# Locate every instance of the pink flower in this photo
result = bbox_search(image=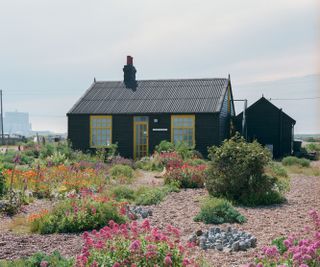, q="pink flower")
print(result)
[112,263,120,267]
[182,258,191,266]
[40,261,48,267]
[164,255,172,266]
[129,240,141,251]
